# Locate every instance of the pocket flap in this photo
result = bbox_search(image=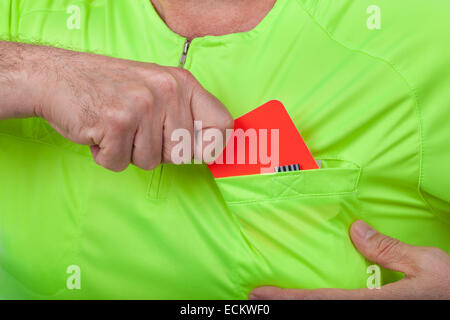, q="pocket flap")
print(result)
[215,159,361,204]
